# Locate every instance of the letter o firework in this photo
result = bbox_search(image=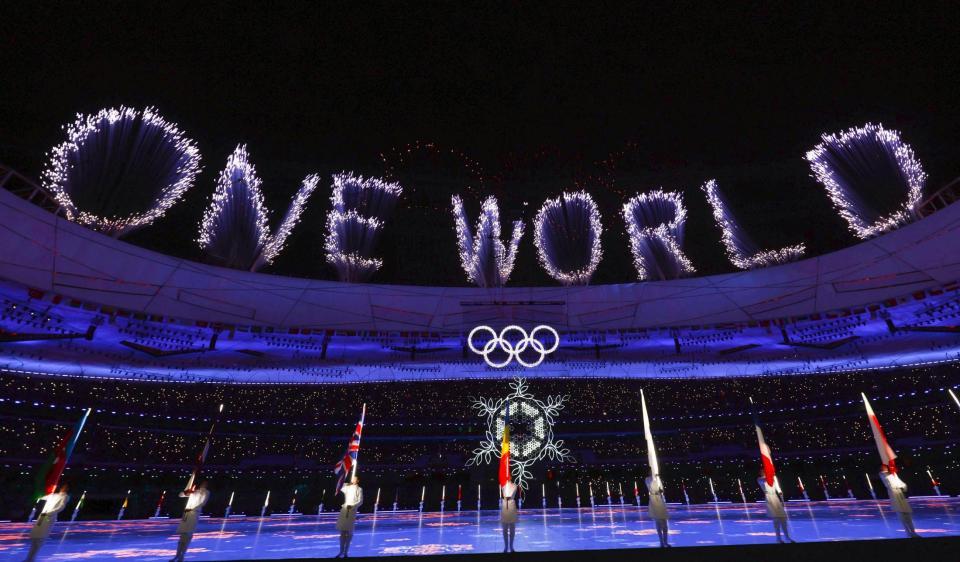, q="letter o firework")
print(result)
[42,106,202,236]
[533,191,603,285]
